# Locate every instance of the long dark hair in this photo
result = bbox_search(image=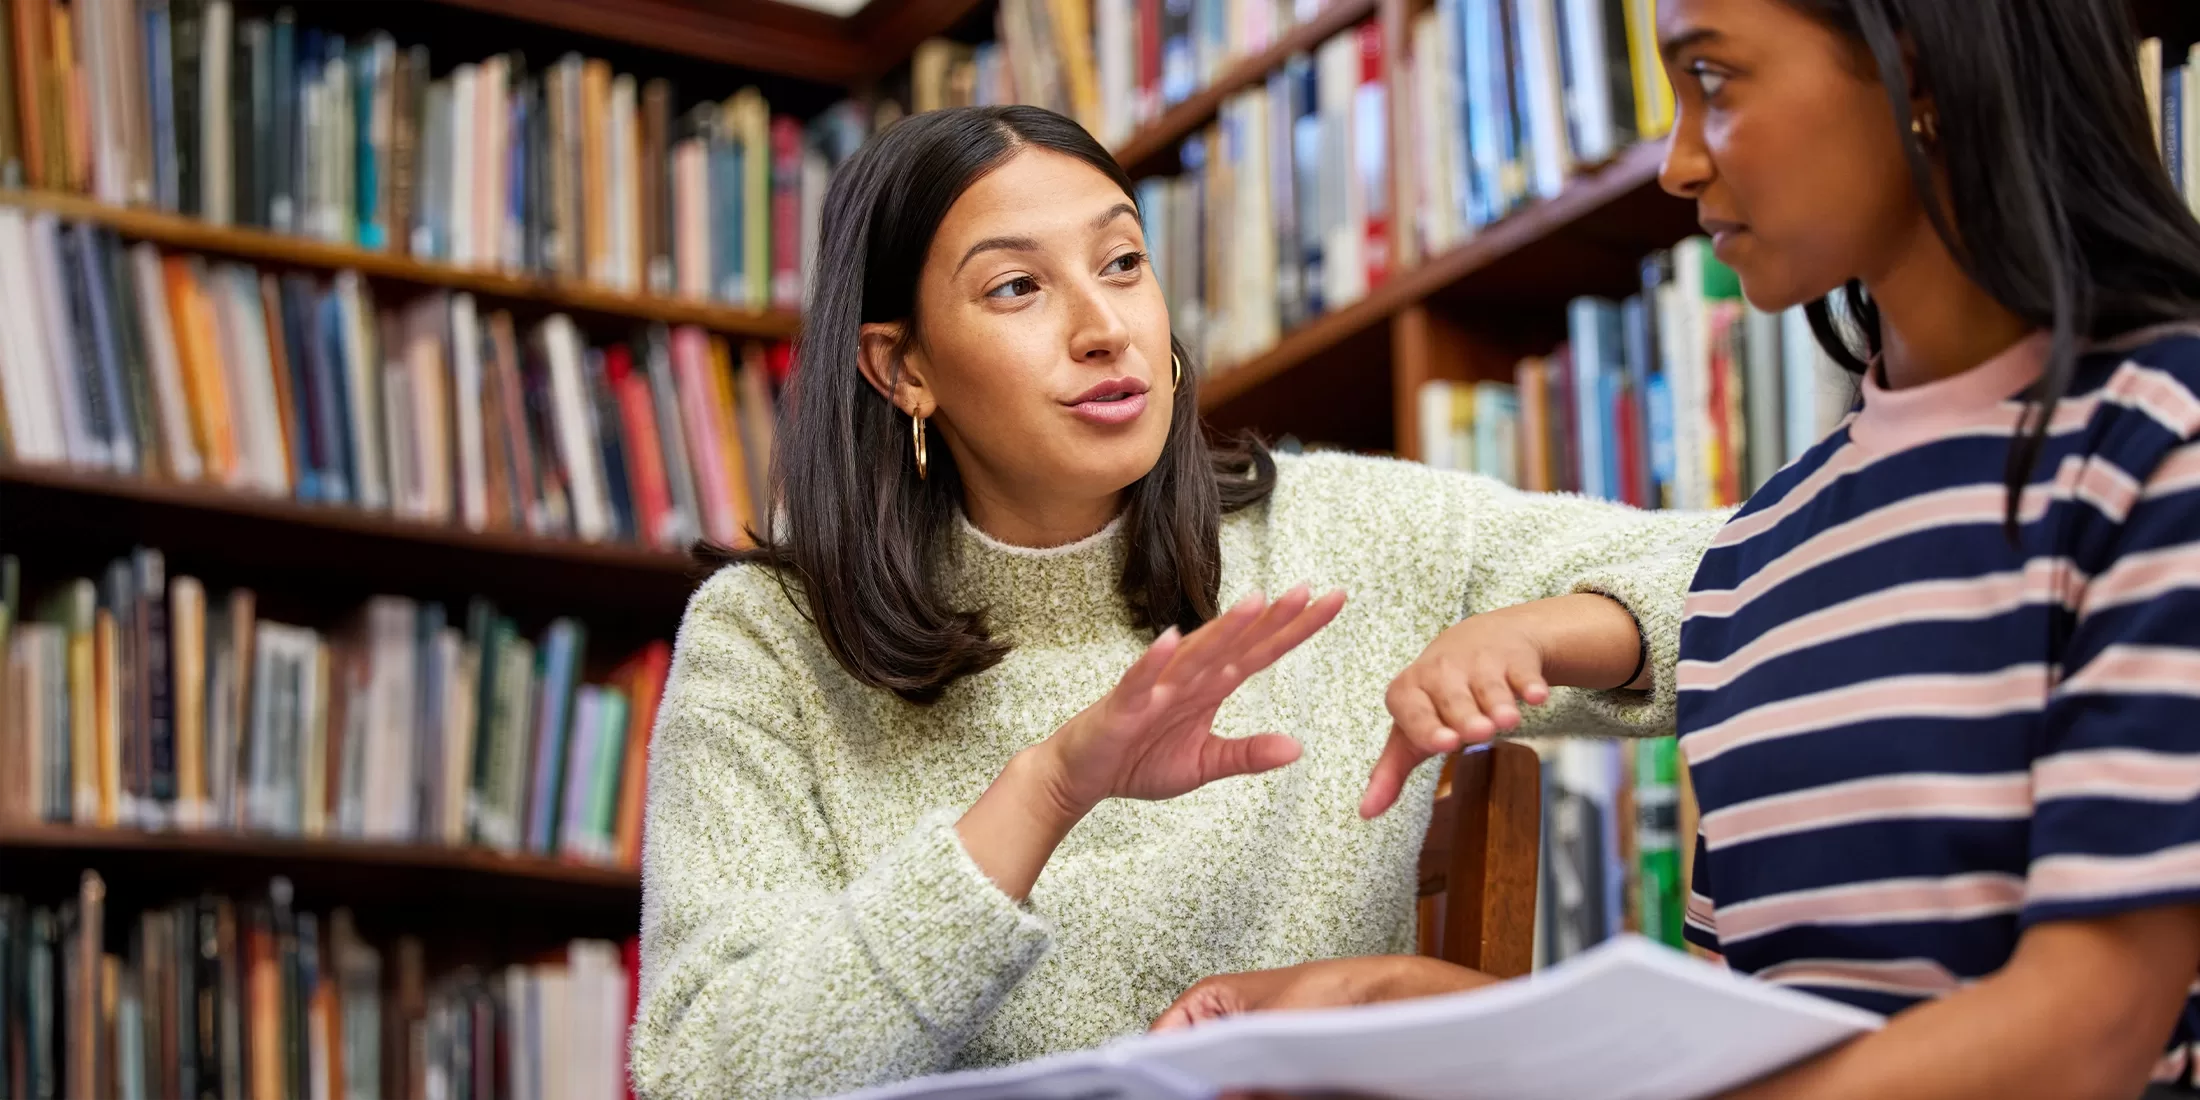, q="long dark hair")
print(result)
[1787,0,2200,533]
[705,105,1274,704]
